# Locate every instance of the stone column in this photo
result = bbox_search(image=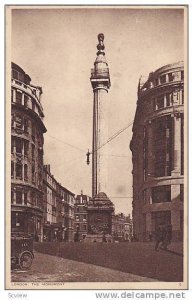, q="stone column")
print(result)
[13,190,16,204]
[91,33,110,197]
[172,114,181,175]
[95,88,109,194]
[171,209,181,241]
[147,121,154,179]
[171,184,181,241]
[22,191,25,205]
[146,212,152,233]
